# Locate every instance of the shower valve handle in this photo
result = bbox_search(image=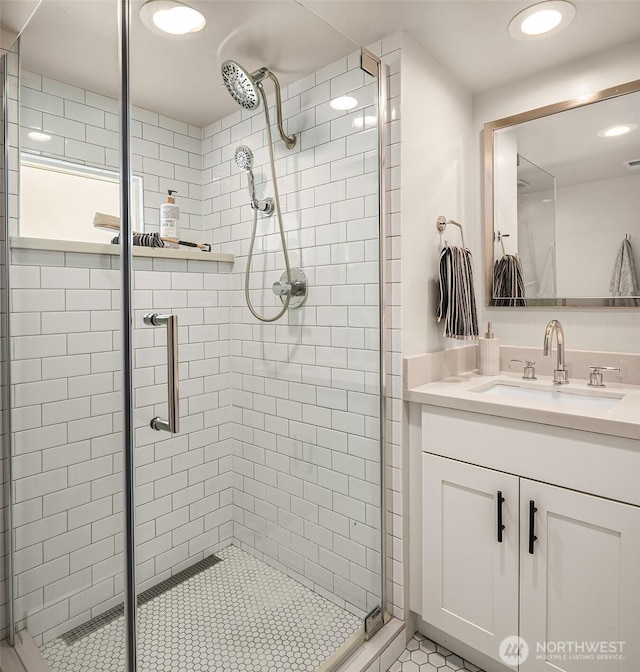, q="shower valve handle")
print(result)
[272,277,306,298]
